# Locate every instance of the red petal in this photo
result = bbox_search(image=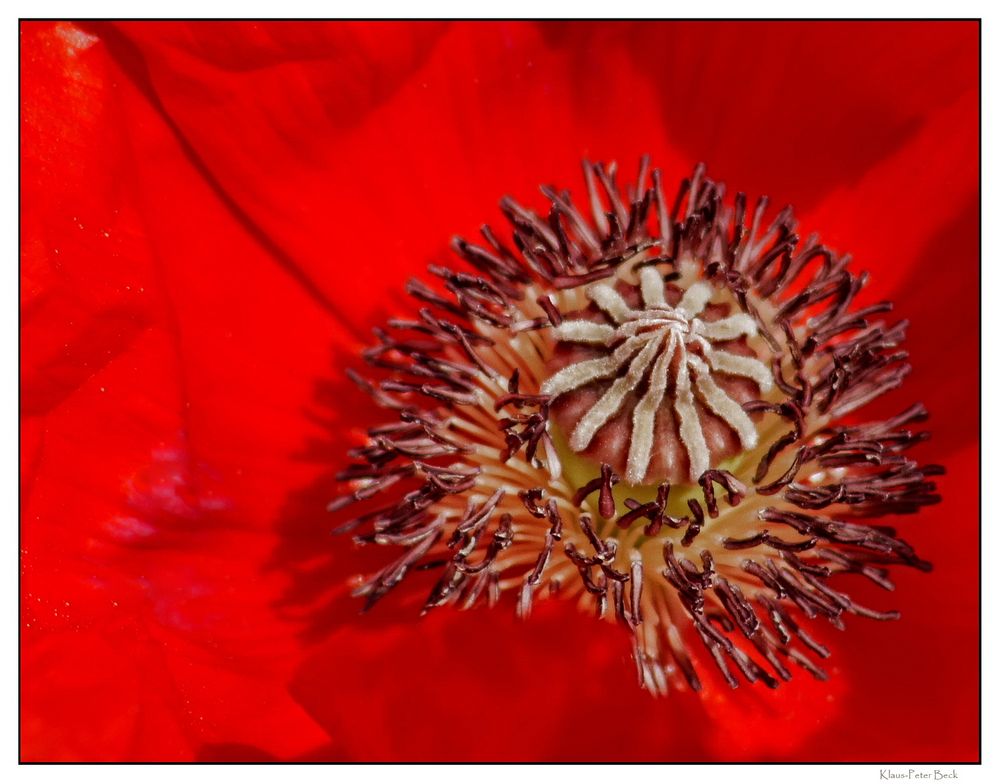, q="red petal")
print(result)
[104,21,690,328]
[22,21,332,760]
[803,89,978,299]
[800,86,978,458]
[617,21,978,211]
